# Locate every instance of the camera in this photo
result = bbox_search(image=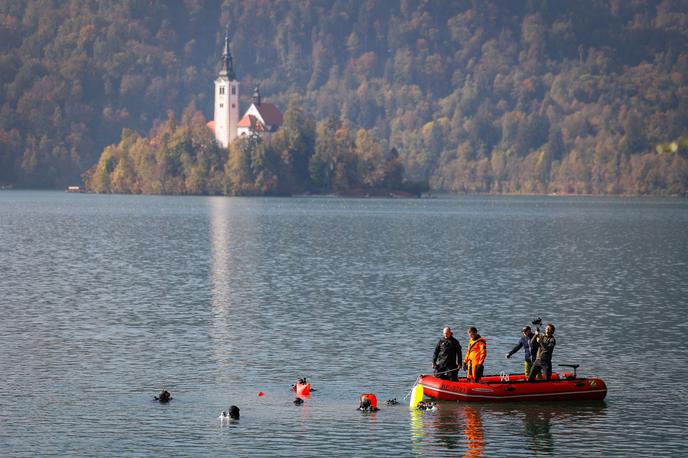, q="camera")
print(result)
[532,317,542,326]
